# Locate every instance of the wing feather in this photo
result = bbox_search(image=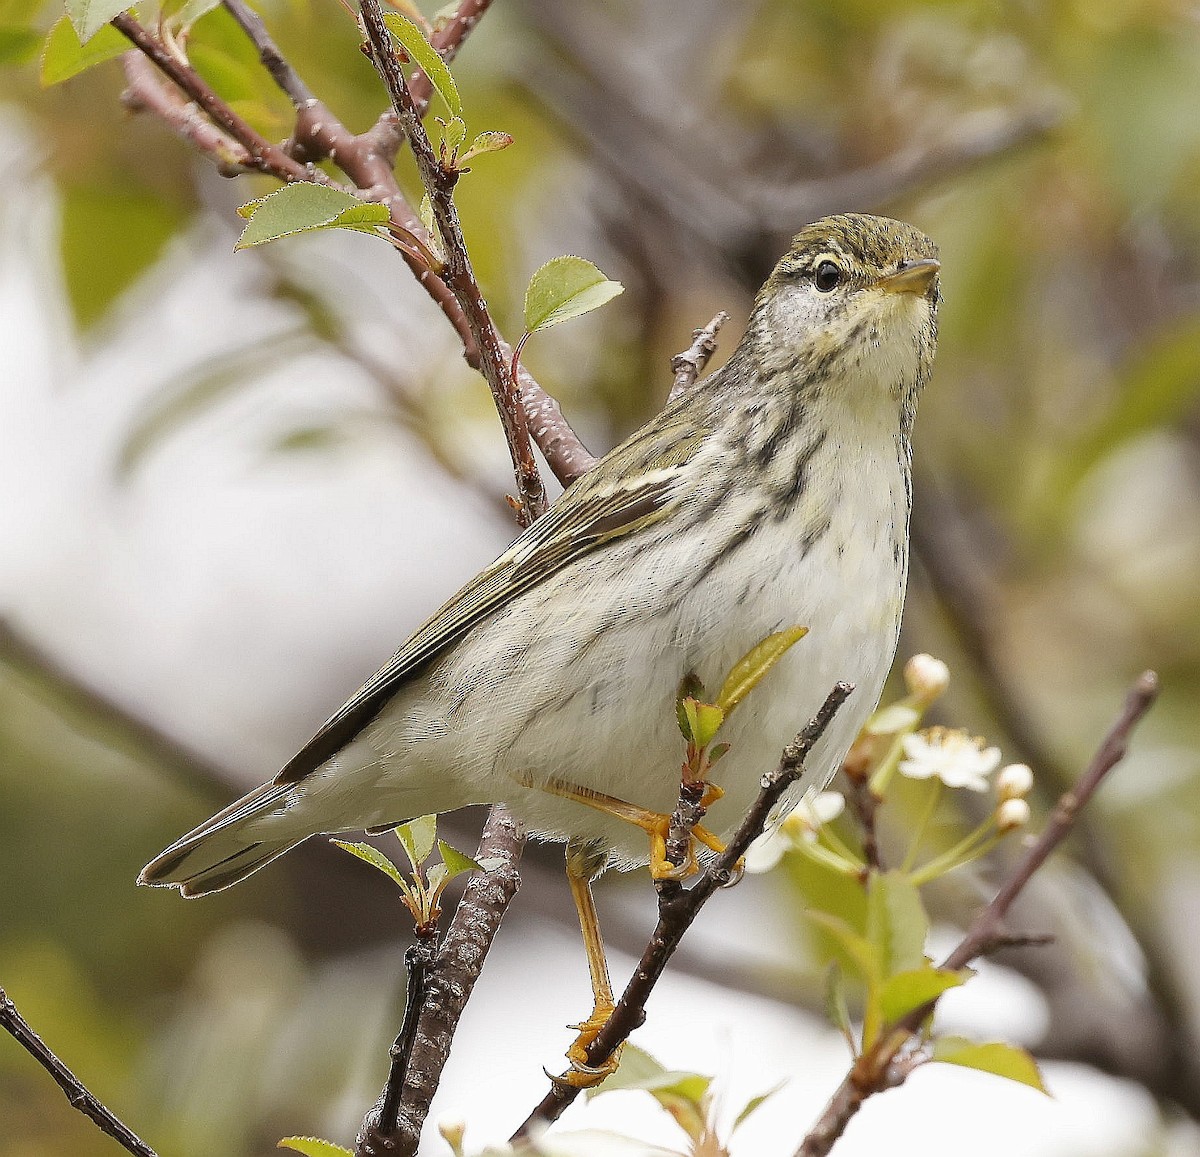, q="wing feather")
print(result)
[275,421,705,784]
